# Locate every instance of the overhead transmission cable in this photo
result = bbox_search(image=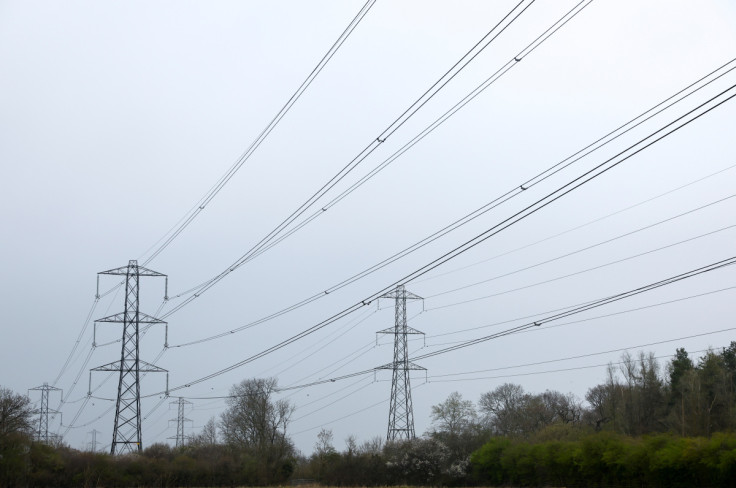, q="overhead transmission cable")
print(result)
[431,348,718,384]
[154,81,736,396]
[139,0,377,265]
[279,225,736,383]
[52,275,129,425]
[262,307,377,379]
[163,285,736,416]
[50,16,734,434]
[278,255,736,391]
[427,283,736,342]
[431,328,736,379]
[167,57,736,349]
[425,192,736,298]
[413,258,736,362]
[416,161,736,284]
[291,376,376,423]
[425,220,736,310]
[159,0,537,318]
[236,0,597,267]
[52,300,98,387]
[52,278,124,390]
